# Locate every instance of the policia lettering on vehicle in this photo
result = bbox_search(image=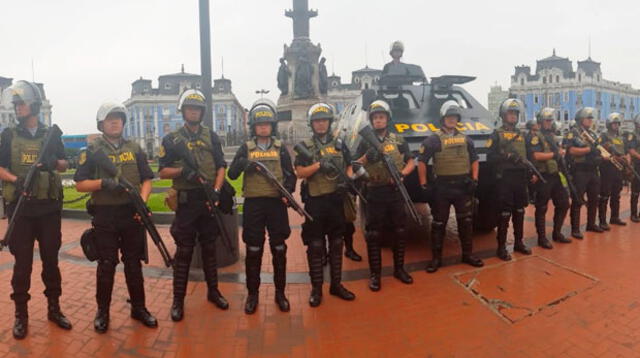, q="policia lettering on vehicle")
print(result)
[0,81,71,339]
[529,108,572,248]
[355,100,415,291]
[74,102,157,332]
[228,100,295,314]
[158,90,229,322]
[598,112,627,229]
[294,103,356,307]
[625,114,640,223]
[487,98,535,261]
[418,101,484,273]
[564,107,604,239]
